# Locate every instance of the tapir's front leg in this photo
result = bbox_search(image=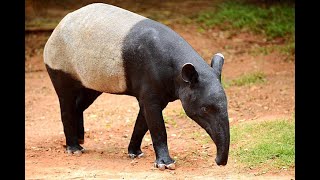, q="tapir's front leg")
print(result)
[140,98,176,170]
[128,107,148,158]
